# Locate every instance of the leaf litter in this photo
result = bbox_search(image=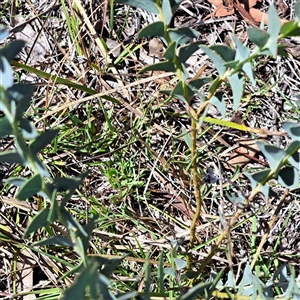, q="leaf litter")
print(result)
[0,0,300,297]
